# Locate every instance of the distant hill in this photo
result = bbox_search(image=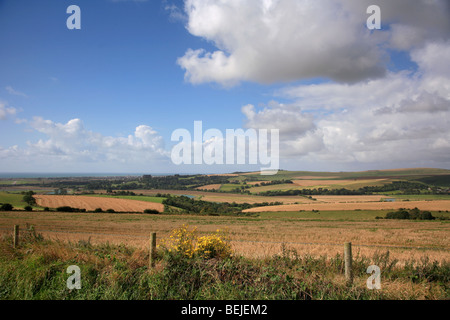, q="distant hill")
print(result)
[237,168,450,180]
